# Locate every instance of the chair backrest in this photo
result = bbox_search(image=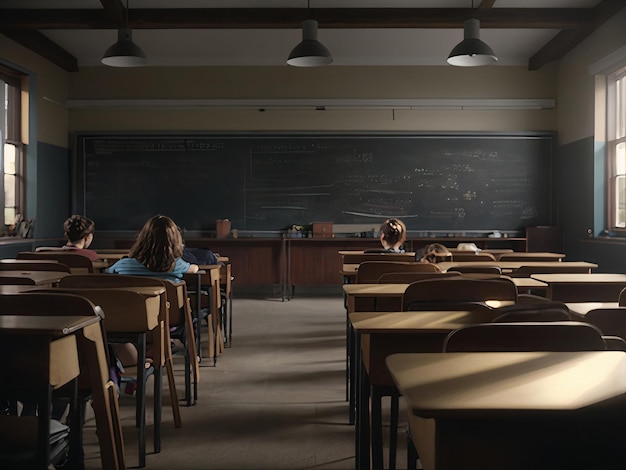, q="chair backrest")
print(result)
[443,321,607,352]
[17,251,94,273]
[620,287,626,306]
[583,308,626,342]
[402,277,518,311]
[342,252,416,264]
[511,264,592,277]
[377,271,460,283]
[0,276,35,285]
[491,301,572,322]
[450,253,496,262]
[449,265,502,275]
[356,260,440,283]
[0,260,71,273]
